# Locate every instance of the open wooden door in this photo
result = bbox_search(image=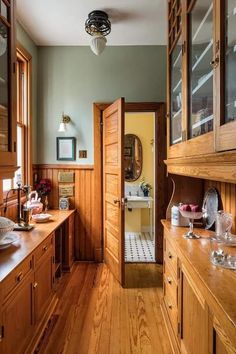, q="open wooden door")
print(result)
[103,98,125,286]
